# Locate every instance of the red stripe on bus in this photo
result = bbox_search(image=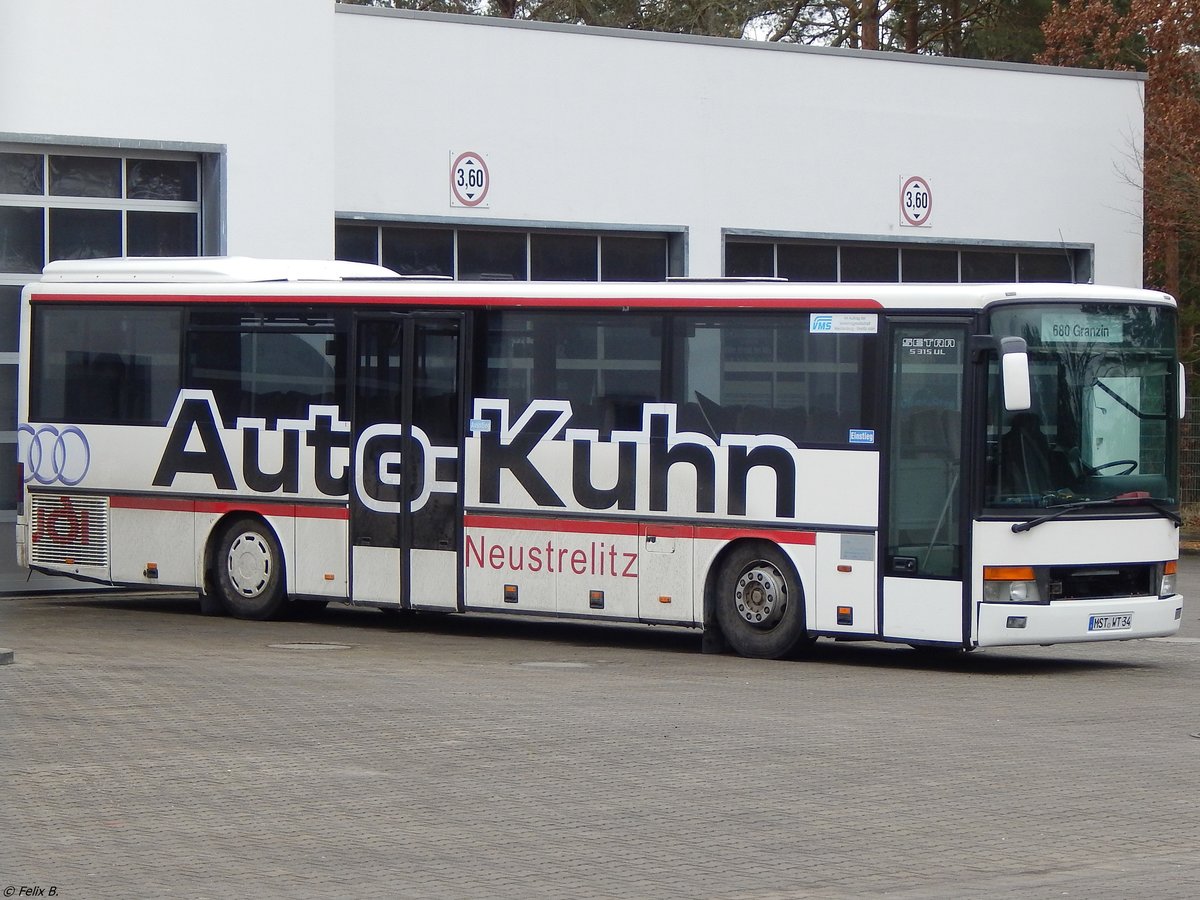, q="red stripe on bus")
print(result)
[109,495,348,520]
[465,514,816,545]
[109,495,196,512]
[464,514,641,536]
[194,500,349,520]
[29,292,884,311]
[294,505,351,520]
[641,523,695,539]
[693,526,817,545]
